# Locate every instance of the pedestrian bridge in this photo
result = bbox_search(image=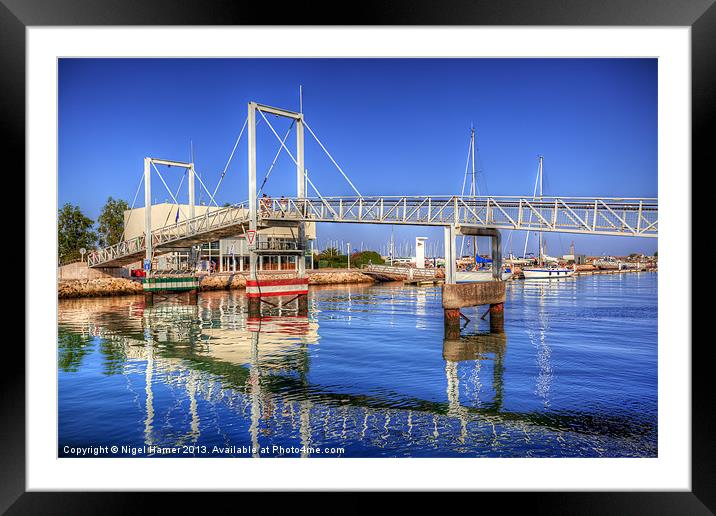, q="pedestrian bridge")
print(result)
[88,194,657,268]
